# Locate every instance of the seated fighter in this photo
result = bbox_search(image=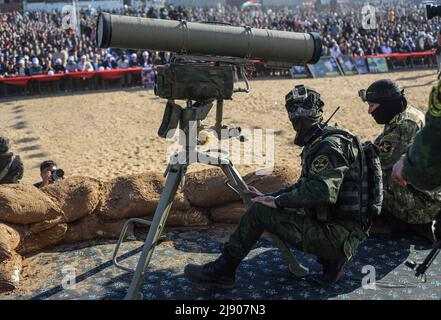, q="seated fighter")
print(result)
[184,85,370,288]
[359,79,441,243]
